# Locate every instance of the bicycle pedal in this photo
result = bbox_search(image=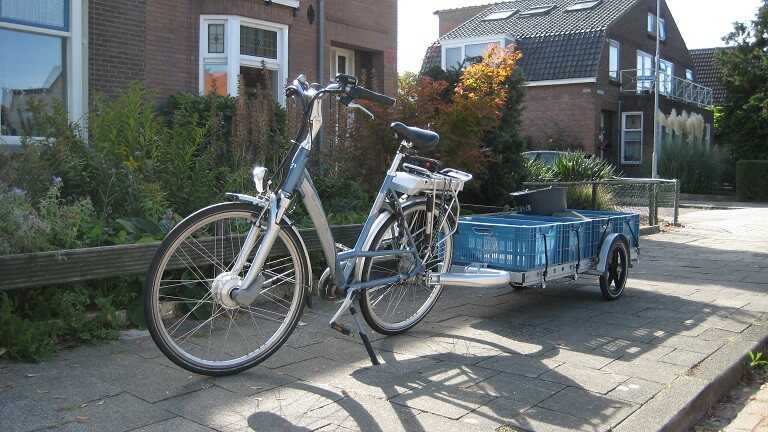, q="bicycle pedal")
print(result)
[330,321,351,336]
